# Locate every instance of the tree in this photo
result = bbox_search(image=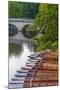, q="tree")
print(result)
[8,1,39,18]
[33,3,58,51]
